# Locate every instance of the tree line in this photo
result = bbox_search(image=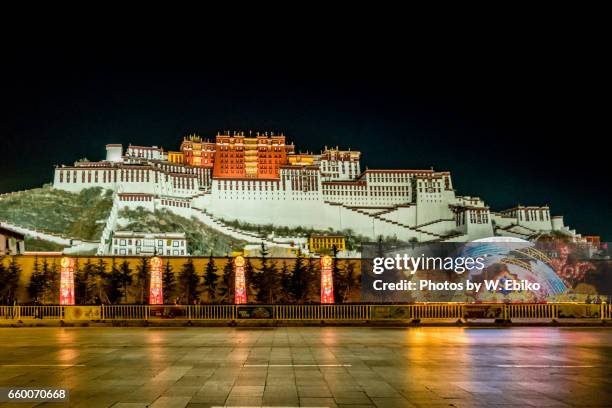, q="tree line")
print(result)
[0,244,358,305]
